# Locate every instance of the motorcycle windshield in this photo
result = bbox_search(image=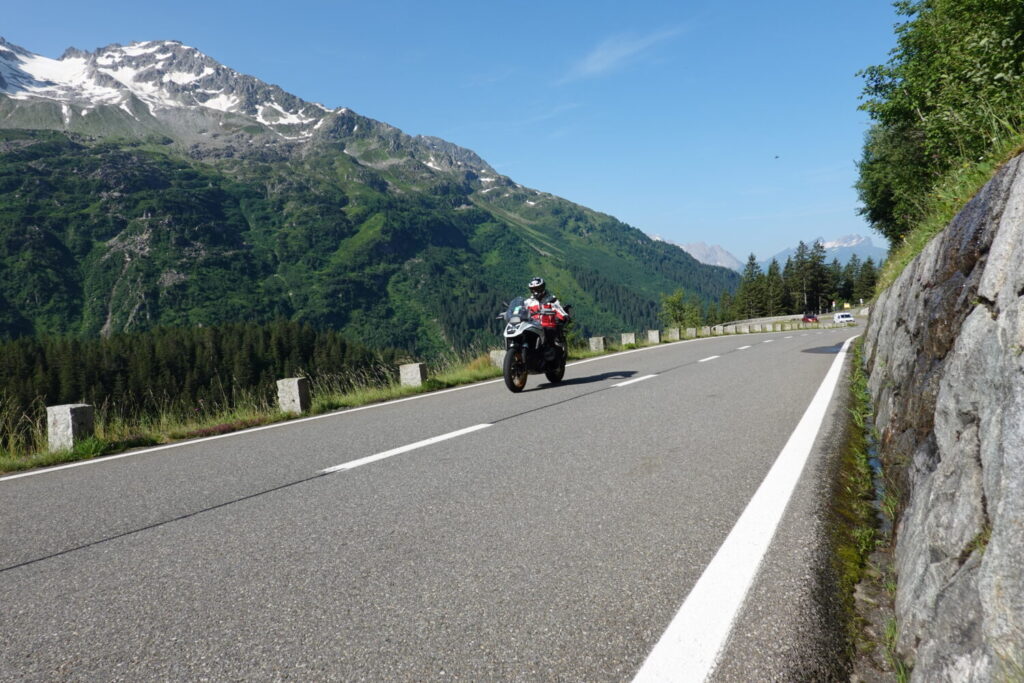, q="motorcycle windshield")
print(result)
[505,296,528,323]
